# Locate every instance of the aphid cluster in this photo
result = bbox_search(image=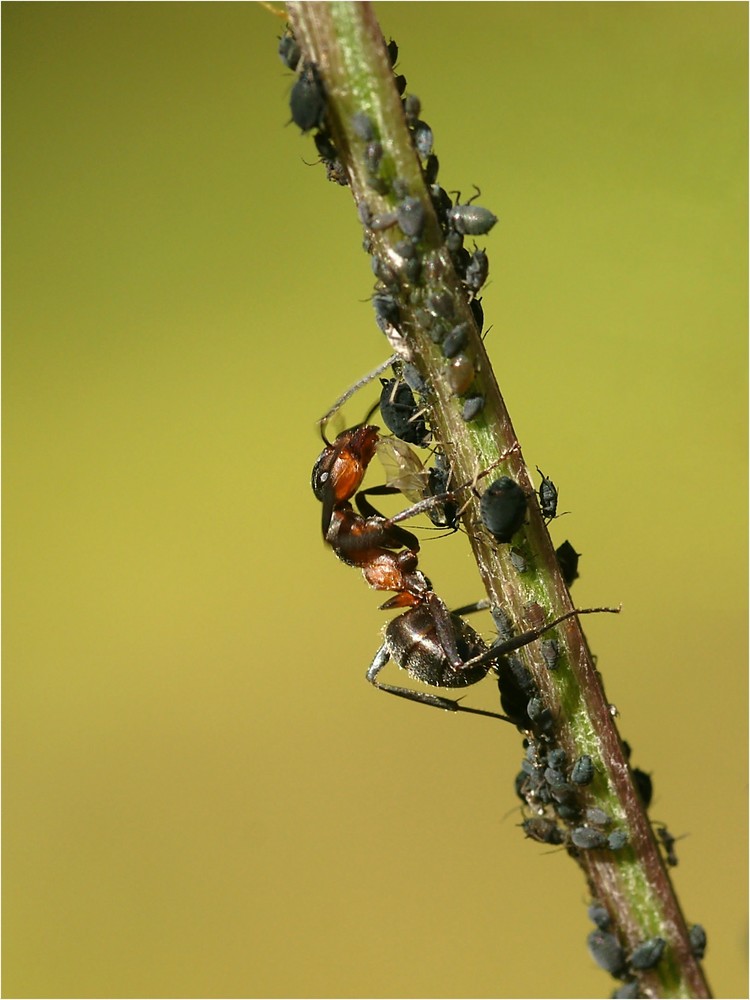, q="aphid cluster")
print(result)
[516,737,629,854]
[587,902,668,995]
[584,901,708,998]
[283,28,705,992]
[280,27,348,185]
[290,23,623,830]
[356,36,497,422]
